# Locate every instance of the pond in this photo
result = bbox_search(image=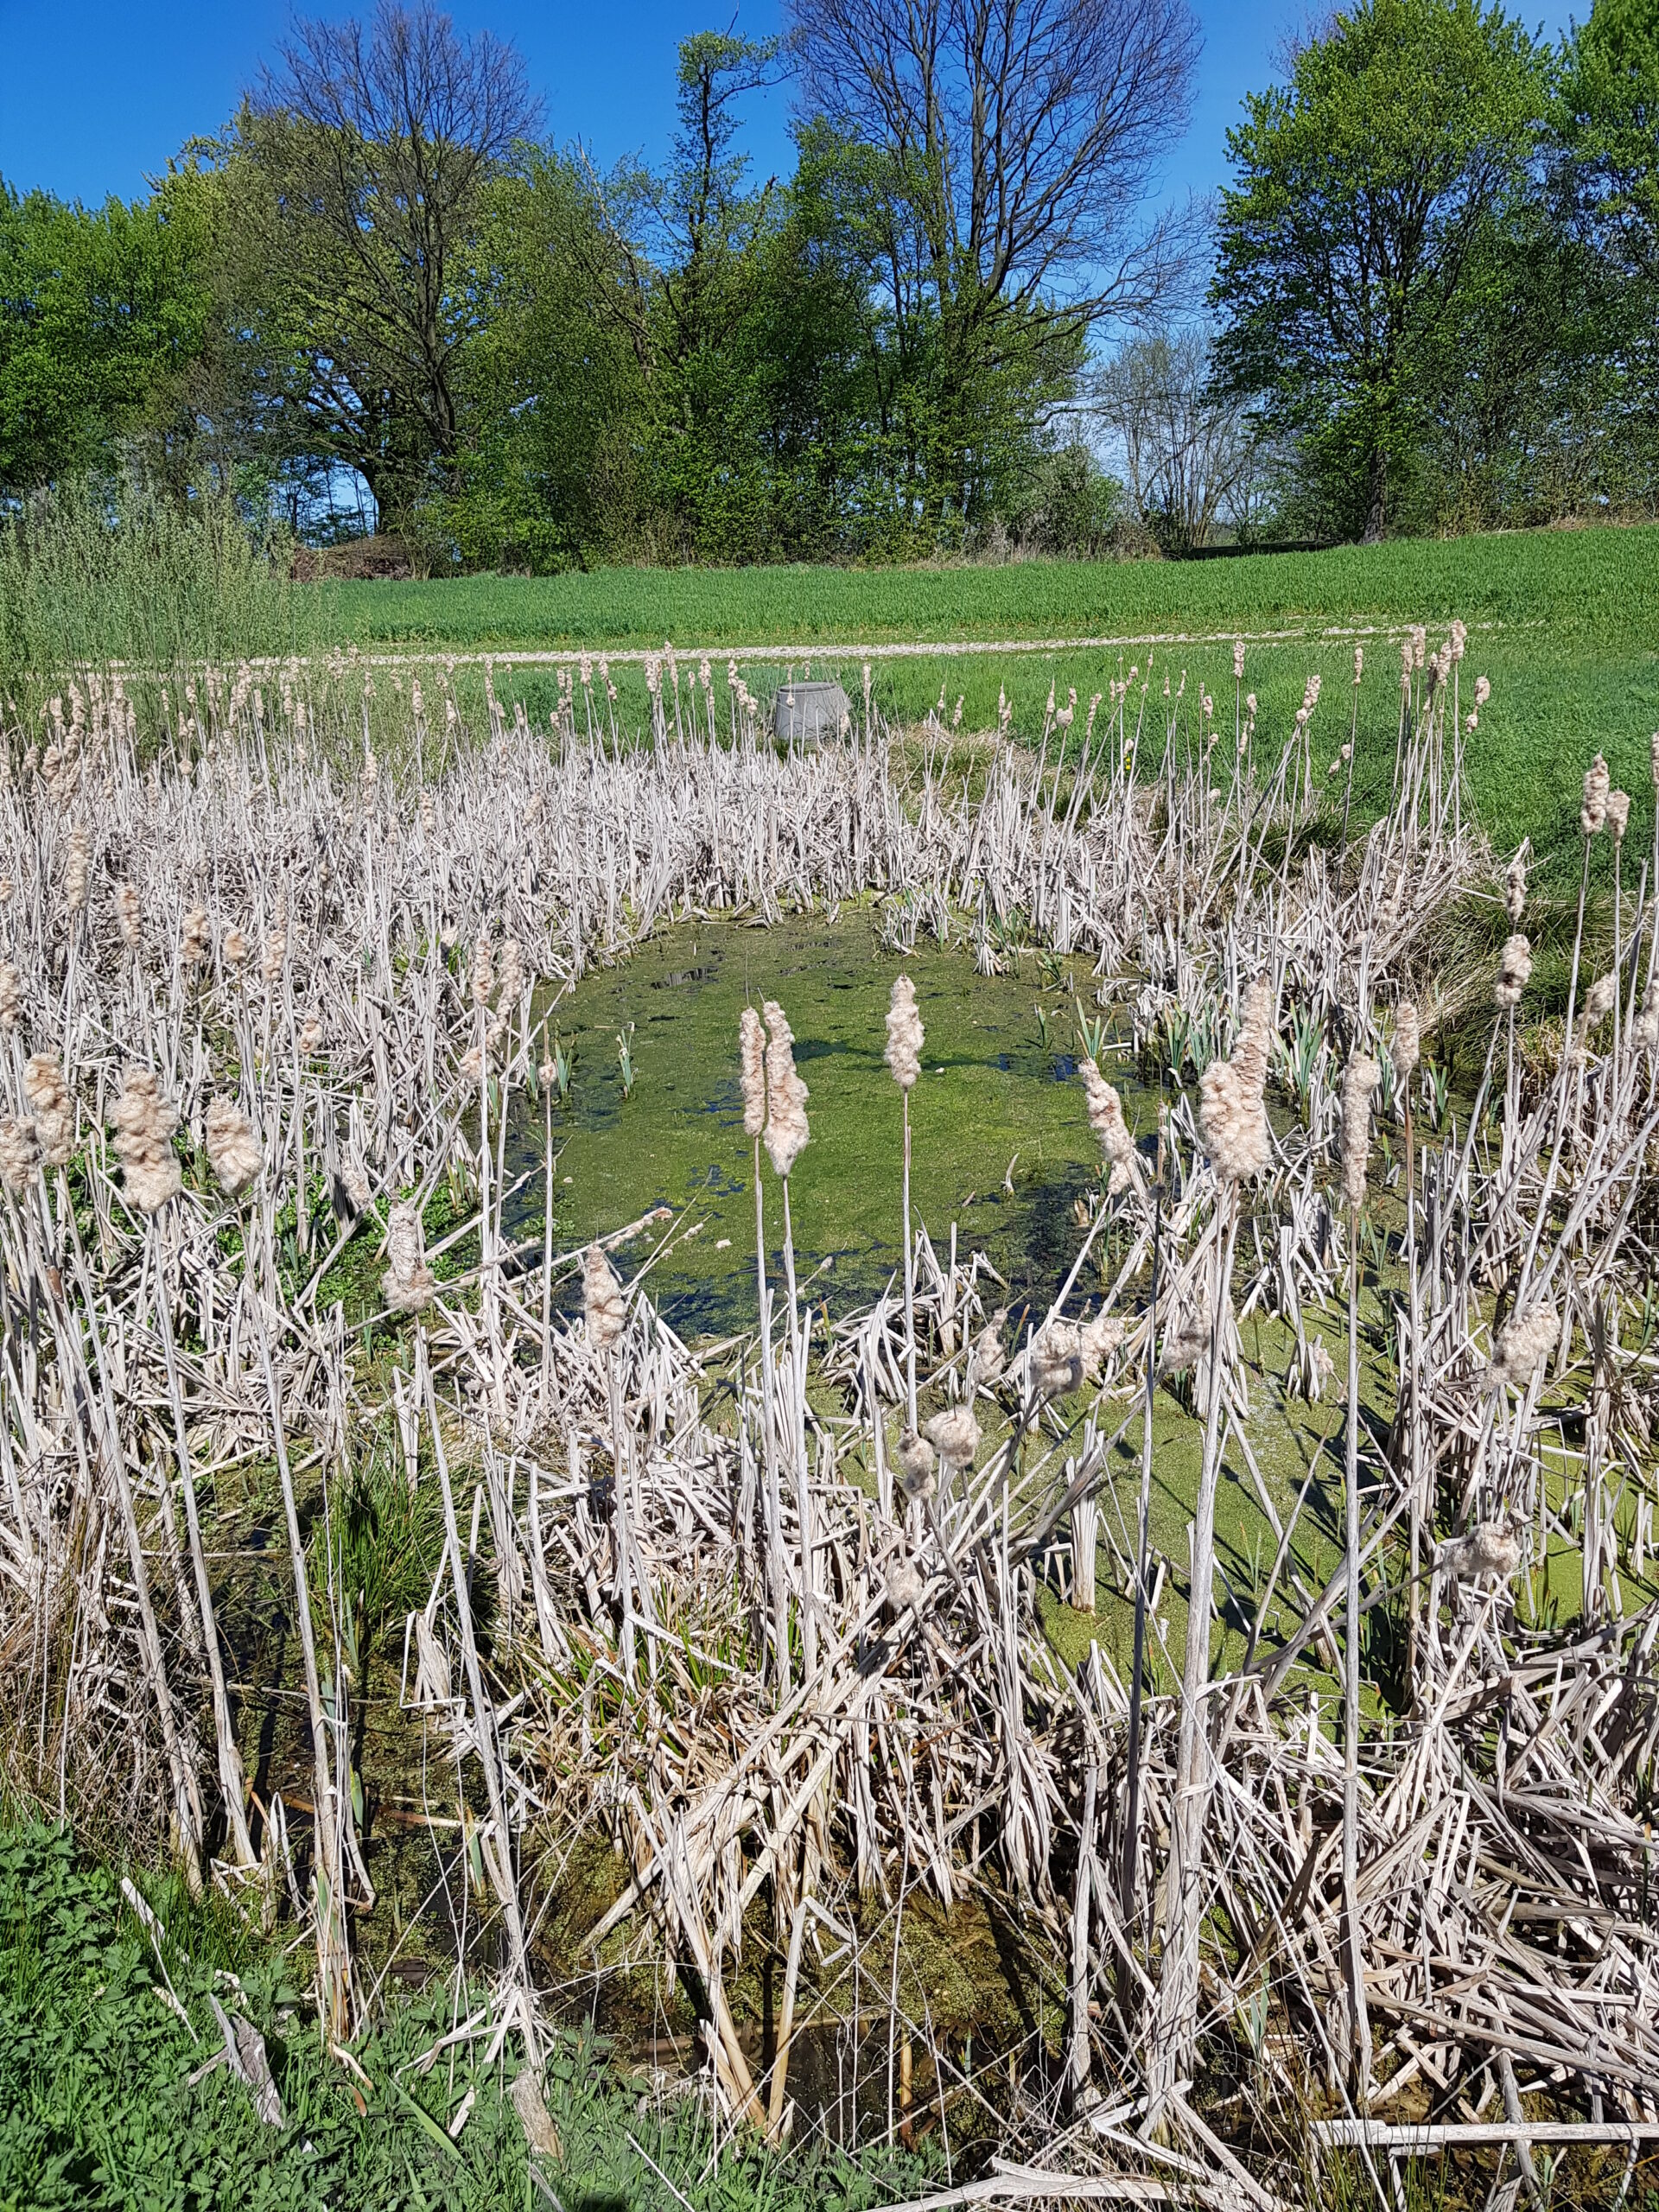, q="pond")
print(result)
[507,908,1161,1338]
